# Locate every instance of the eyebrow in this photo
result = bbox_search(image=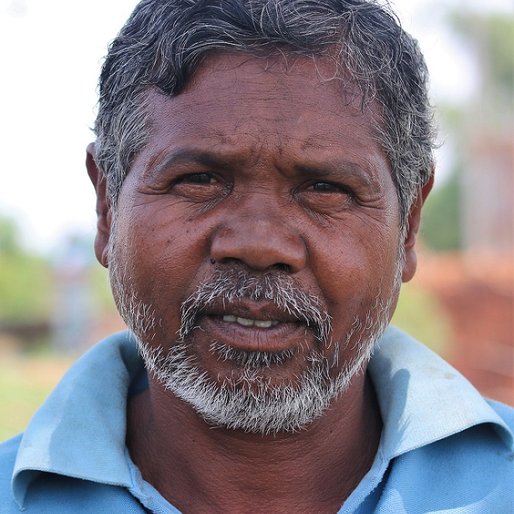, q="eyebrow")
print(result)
[293,162,375,187]
[147,147,378,188]
[146,148,246,178]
